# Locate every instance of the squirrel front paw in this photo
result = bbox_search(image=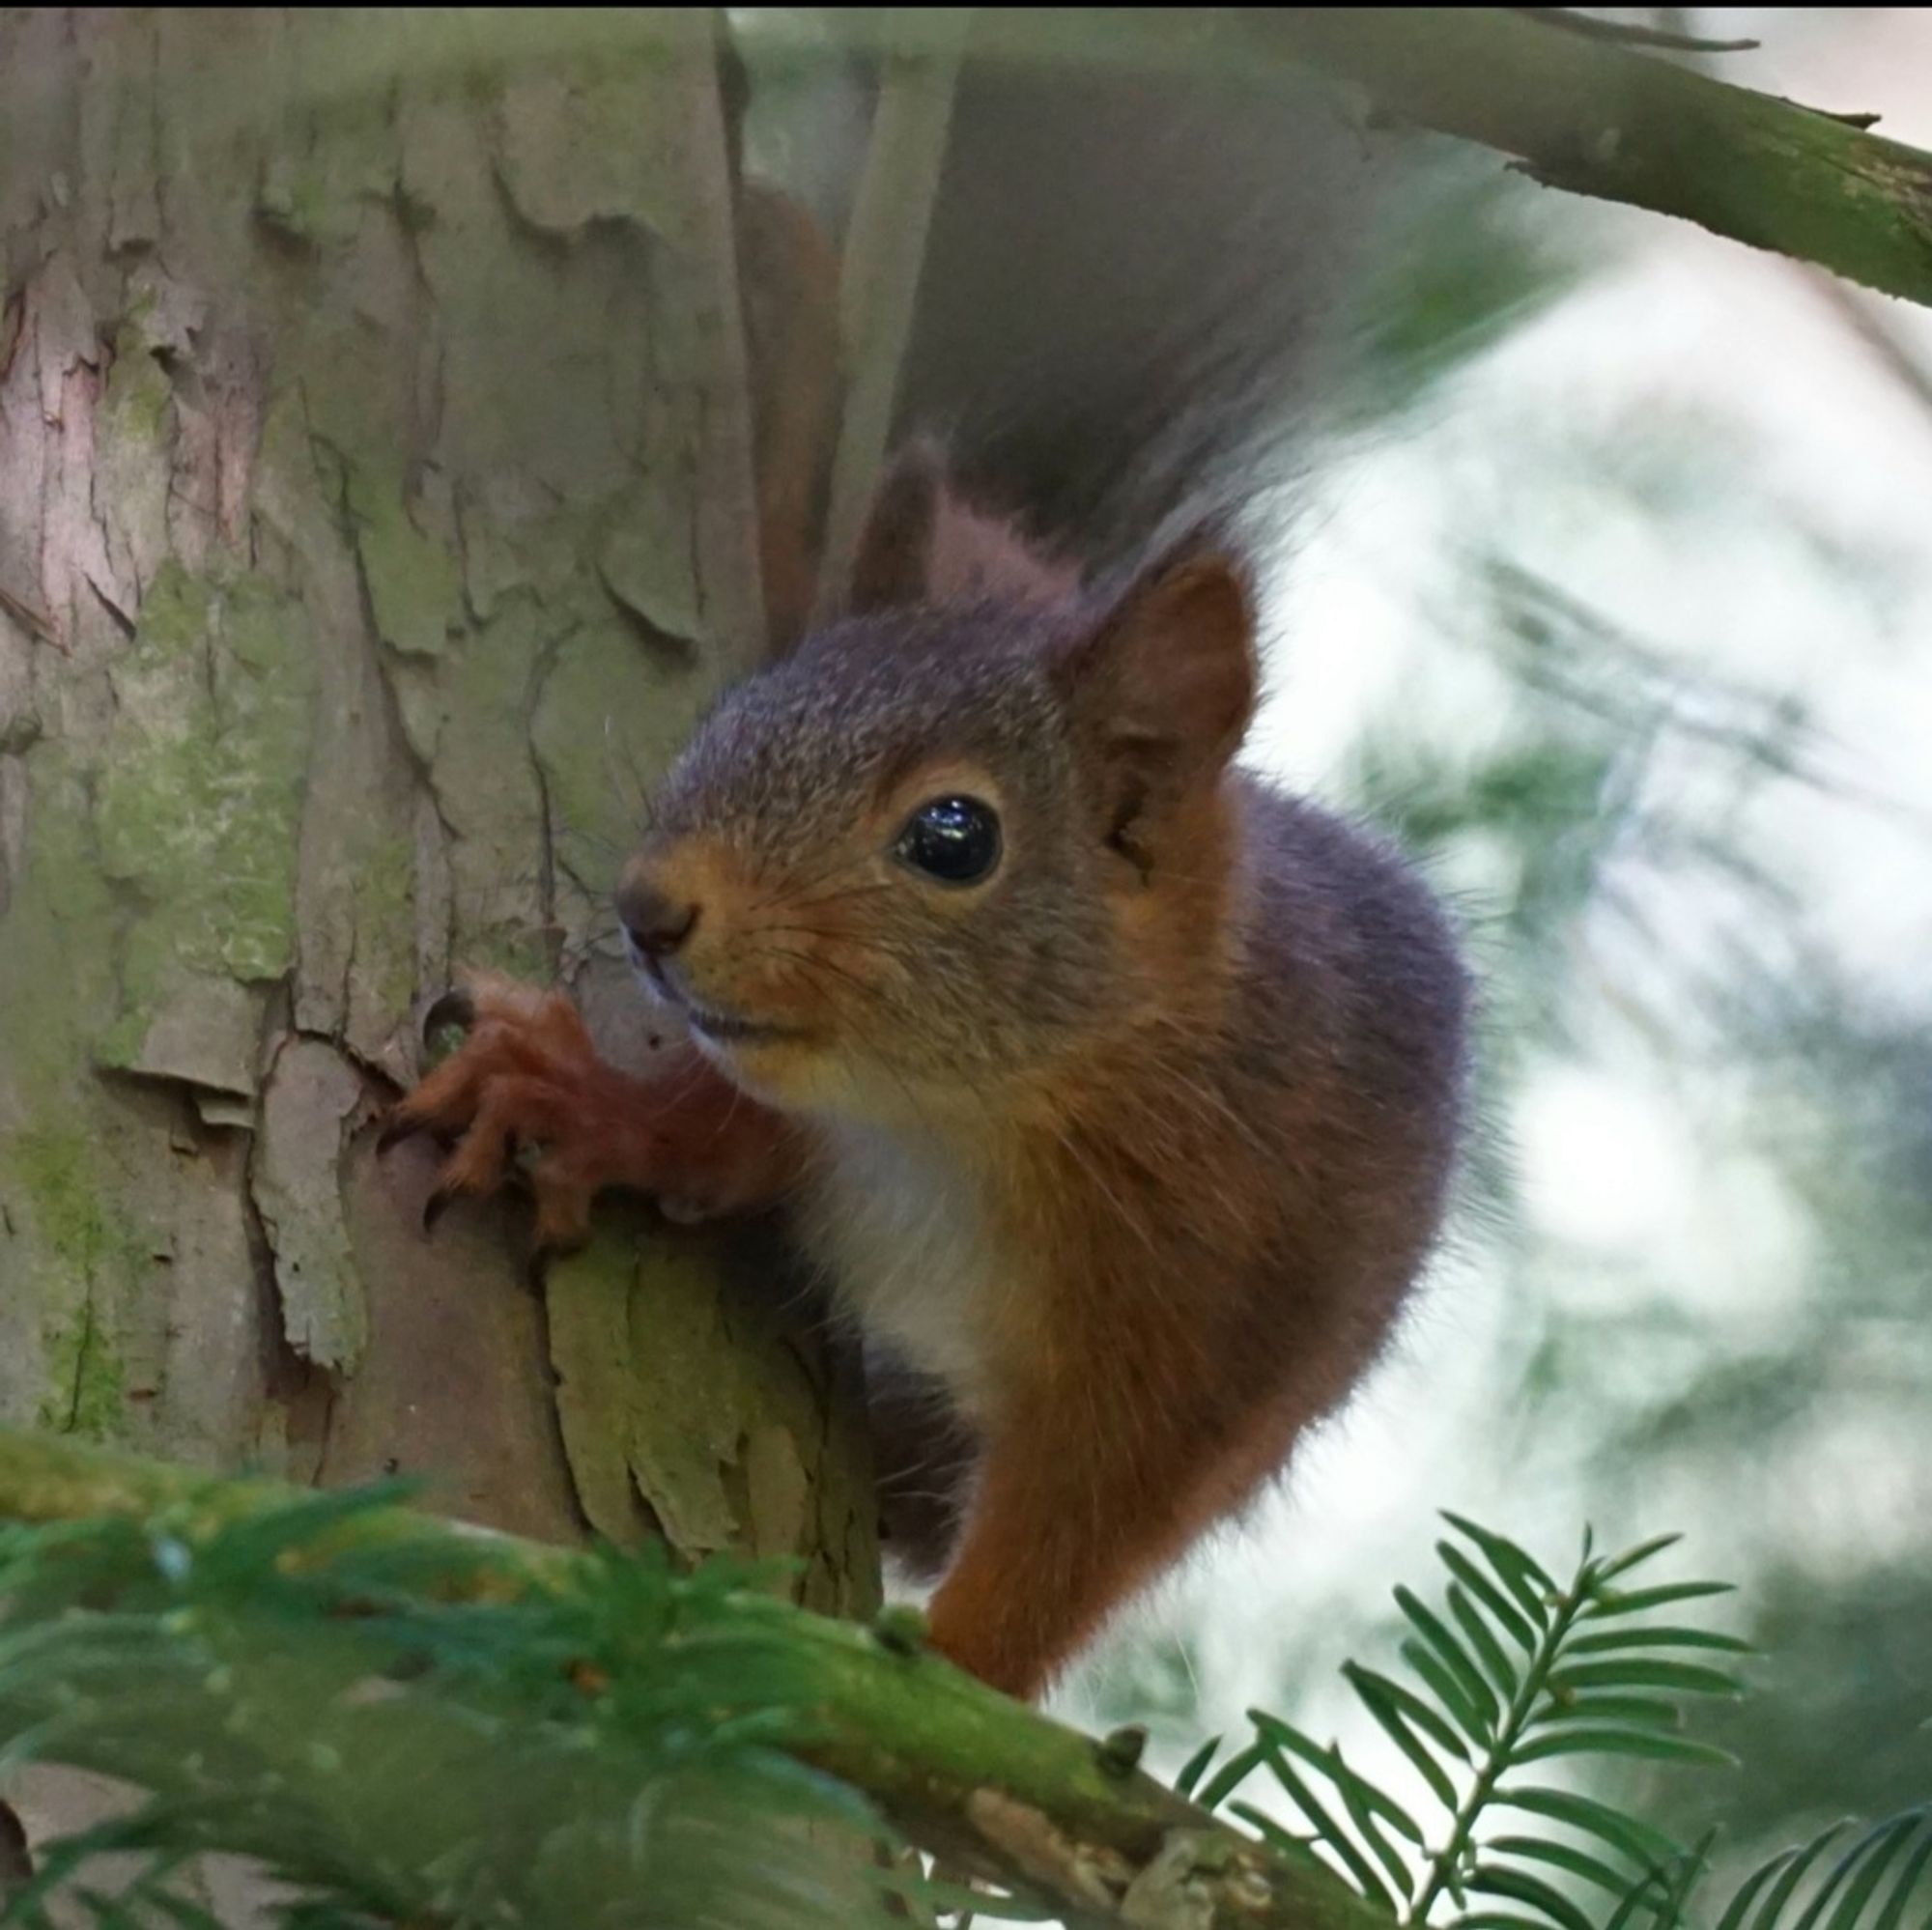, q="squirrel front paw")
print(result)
[382,970,802,1275]
[381,972,657,1266]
